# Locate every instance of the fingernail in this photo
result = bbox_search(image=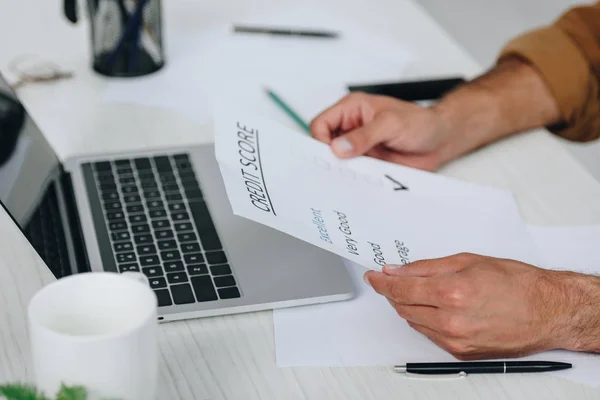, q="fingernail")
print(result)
[363,274,372,287]
[385,264,403,270]
[332,137,353,154]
